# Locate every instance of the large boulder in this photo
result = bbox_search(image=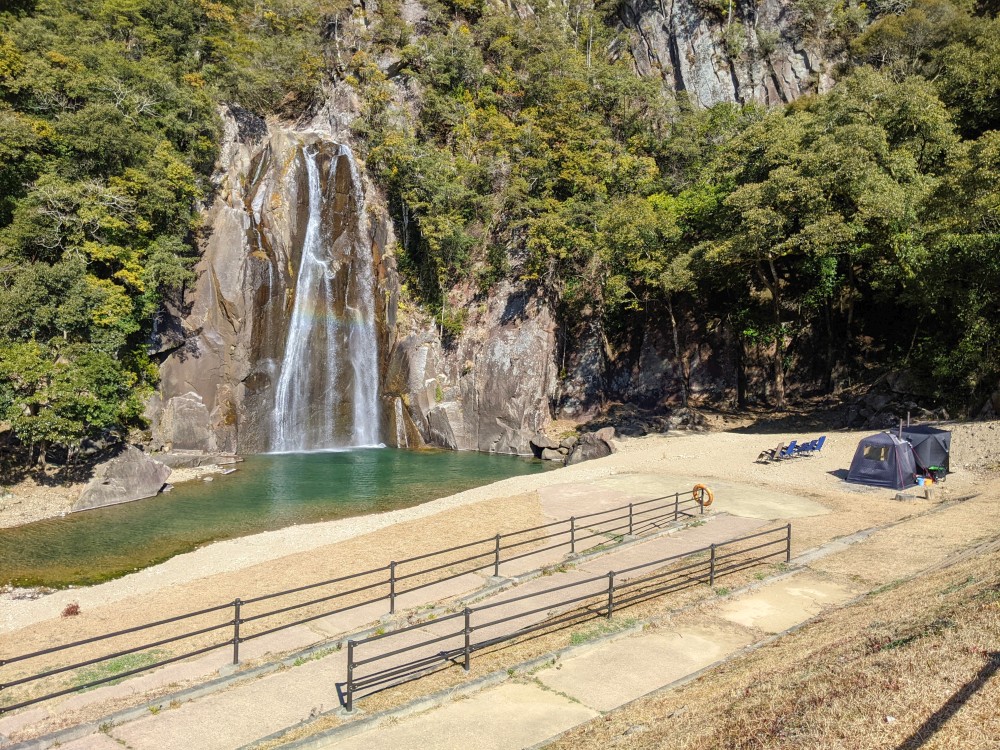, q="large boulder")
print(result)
[565,432,616,466]
[74,447,172,512]
[531,432,559,450]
